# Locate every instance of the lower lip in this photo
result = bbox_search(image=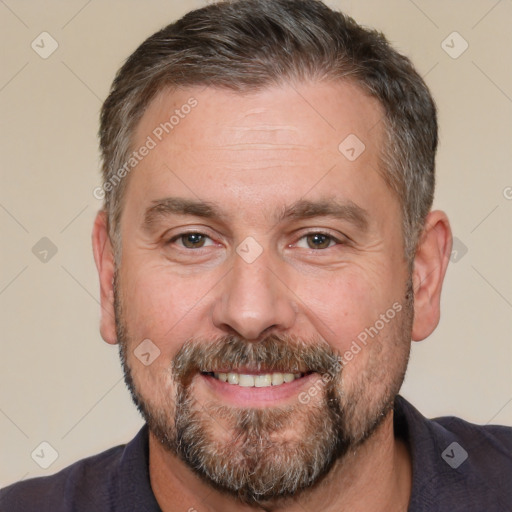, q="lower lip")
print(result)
[199,373,318,407]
